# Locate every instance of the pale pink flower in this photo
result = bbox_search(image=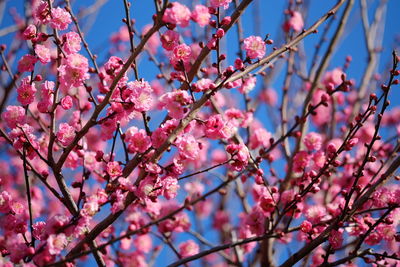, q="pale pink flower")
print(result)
[192,78,214,92]
[205,114,235,140]
[107,161,122,178]
[159,90,193,119]
[47,233,68,255]
[58,53,89,90]
[260,88,278,106]
[323,68,344,87]
[293,151,311,173]
[37,81,54,113]
[123,80,154,112]
[161,30,180,51]
[249,128,272,149]
[163,2,191,27]
[304,132,323,151]
[22,24,37,40]
[283,11,304,32]
[56,123,76,146]
[62,32,82,54]
[162,176,180,200]
[175,134,200,160]
[300,220,312,233]
[328,229,343,249]
[243,36,266,59]
[2,106,25,129]
[143,24,160,54]
[60,95,73,110]
[17,77,37,106]
[210,0,232,9]
[127,129,152,153]
[191,5,211,27]
[179,240,199,257]
[238,76,257,94]
[18,54,38,73]
[50,7,72,30]
[133,234,153,253]
[35,44,51,64]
